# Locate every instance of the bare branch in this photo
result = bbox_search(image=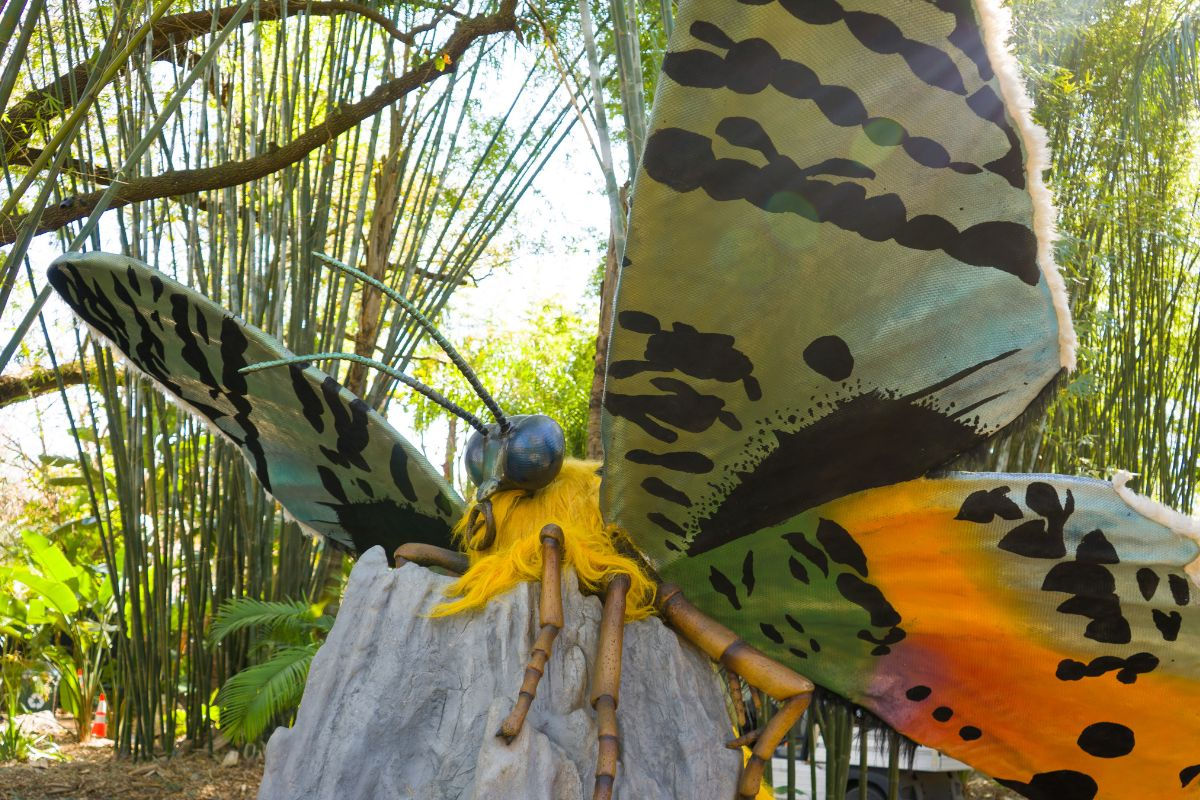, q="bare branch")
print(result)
[0,0,518,245]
